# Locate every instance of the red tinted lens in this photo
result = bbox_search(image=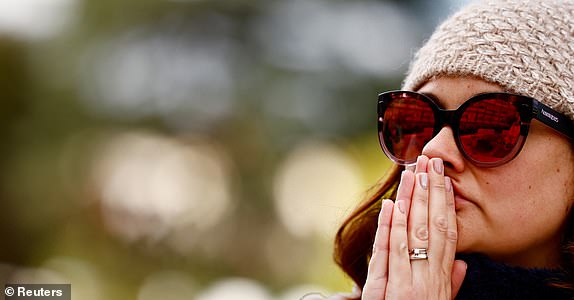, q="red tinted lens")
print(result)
[380,94,435,163]
[459,98,522,163]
